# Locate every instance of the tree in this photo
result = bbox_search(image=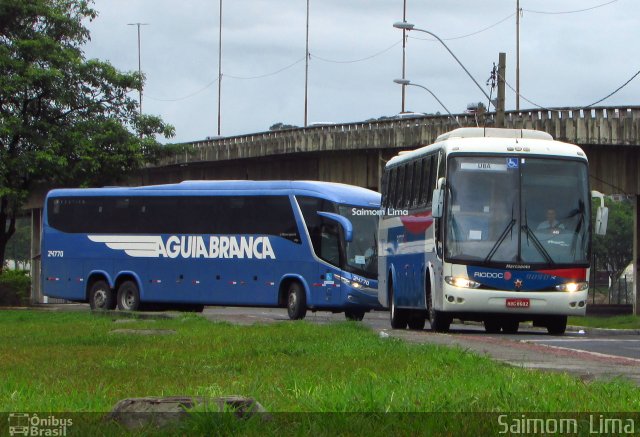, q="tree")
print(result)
[592,198,633,279]
[269,122,298,131]
[0,0,175,271]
